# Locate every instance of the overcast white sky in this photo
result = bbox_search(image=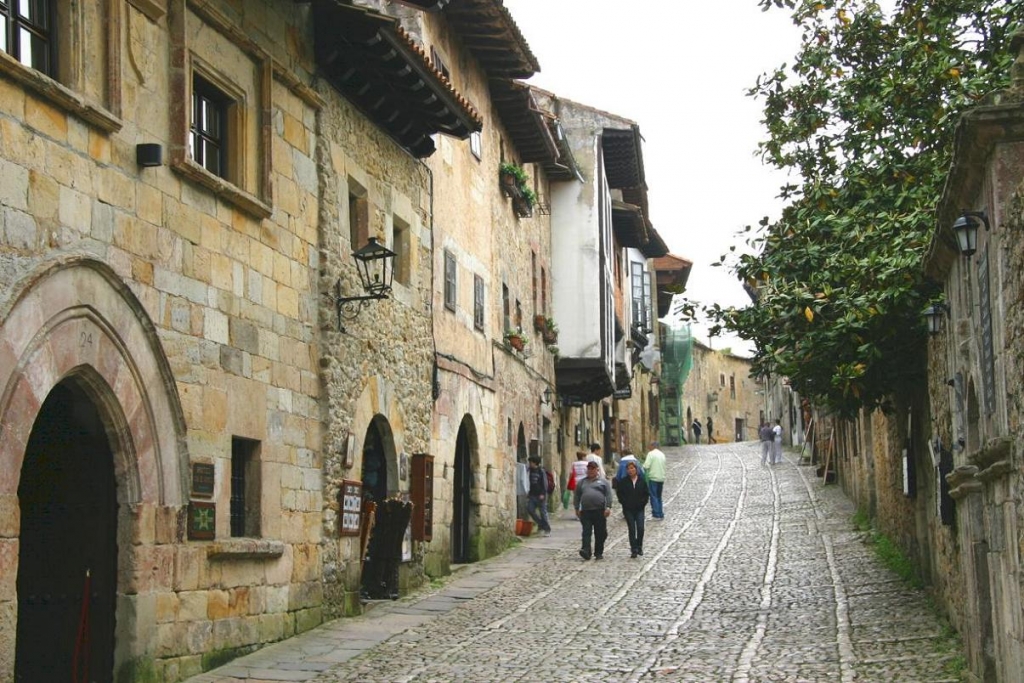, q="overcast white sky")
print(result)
[503,0,801,355]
